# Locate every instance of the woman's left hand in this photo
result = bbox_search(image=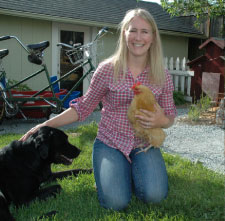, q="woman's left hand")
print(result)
[135,104,171,129]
